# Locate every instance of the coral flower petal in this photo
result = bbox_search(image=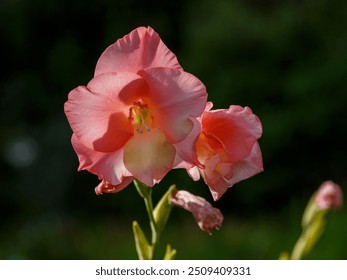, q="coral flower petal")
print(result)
[95,26,182,76]
[173,118,203,169]
[123,129,175,186]
[65,72,147,152]
[207,143,263,201]
[71,134,132,185]
[202,106,262,162]
[139,67,208,144]
[224,142,263,186]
